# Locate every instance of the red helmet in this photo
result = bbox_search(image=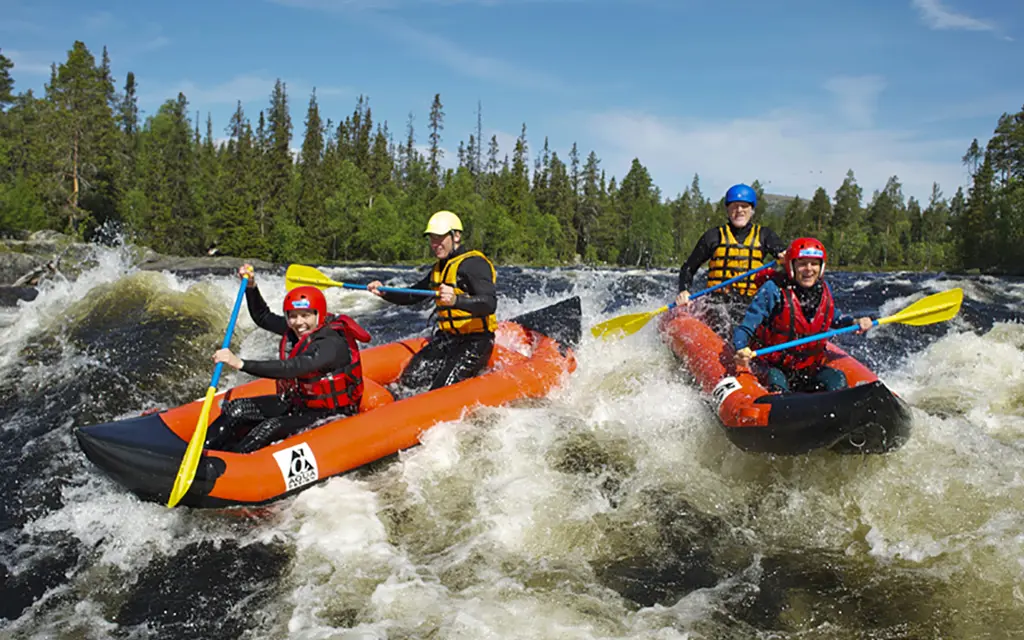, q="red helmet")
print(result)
[785,237,827,278]
[283,286,327,326]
